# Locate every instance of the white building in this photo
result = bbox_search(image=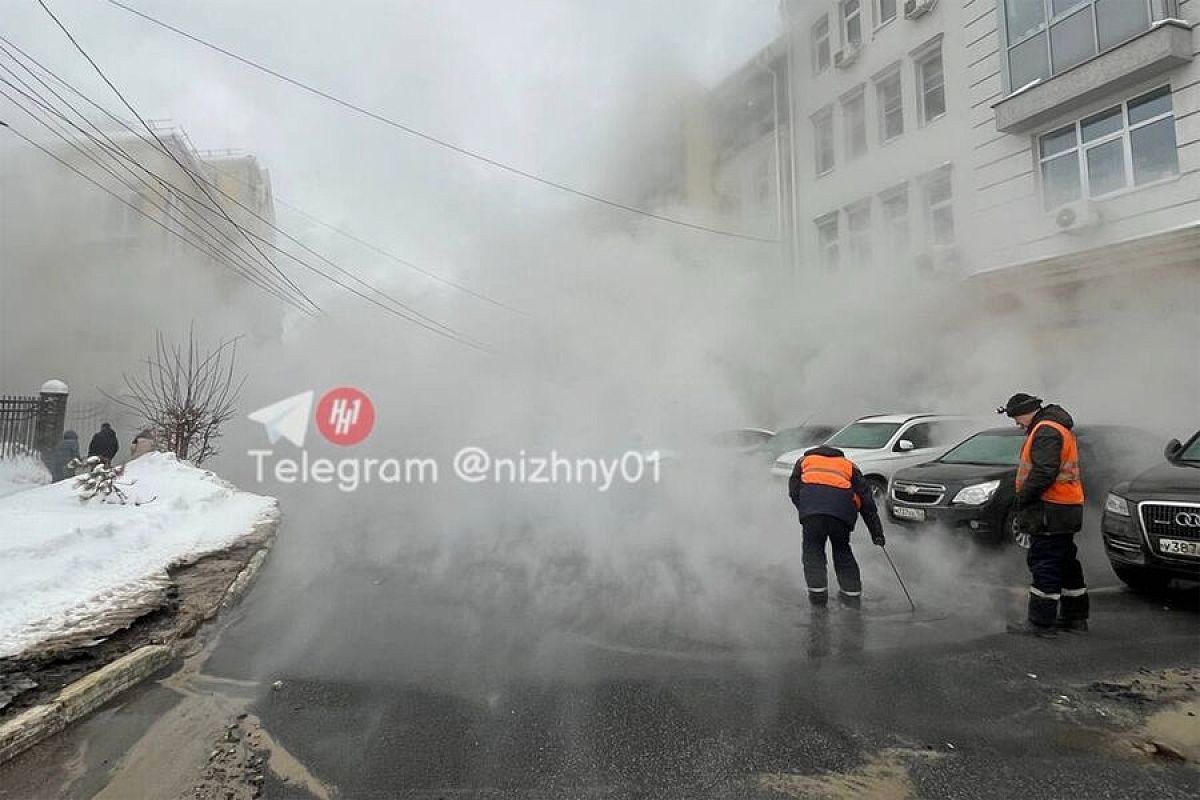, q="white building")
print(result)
[782,0,975,276]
